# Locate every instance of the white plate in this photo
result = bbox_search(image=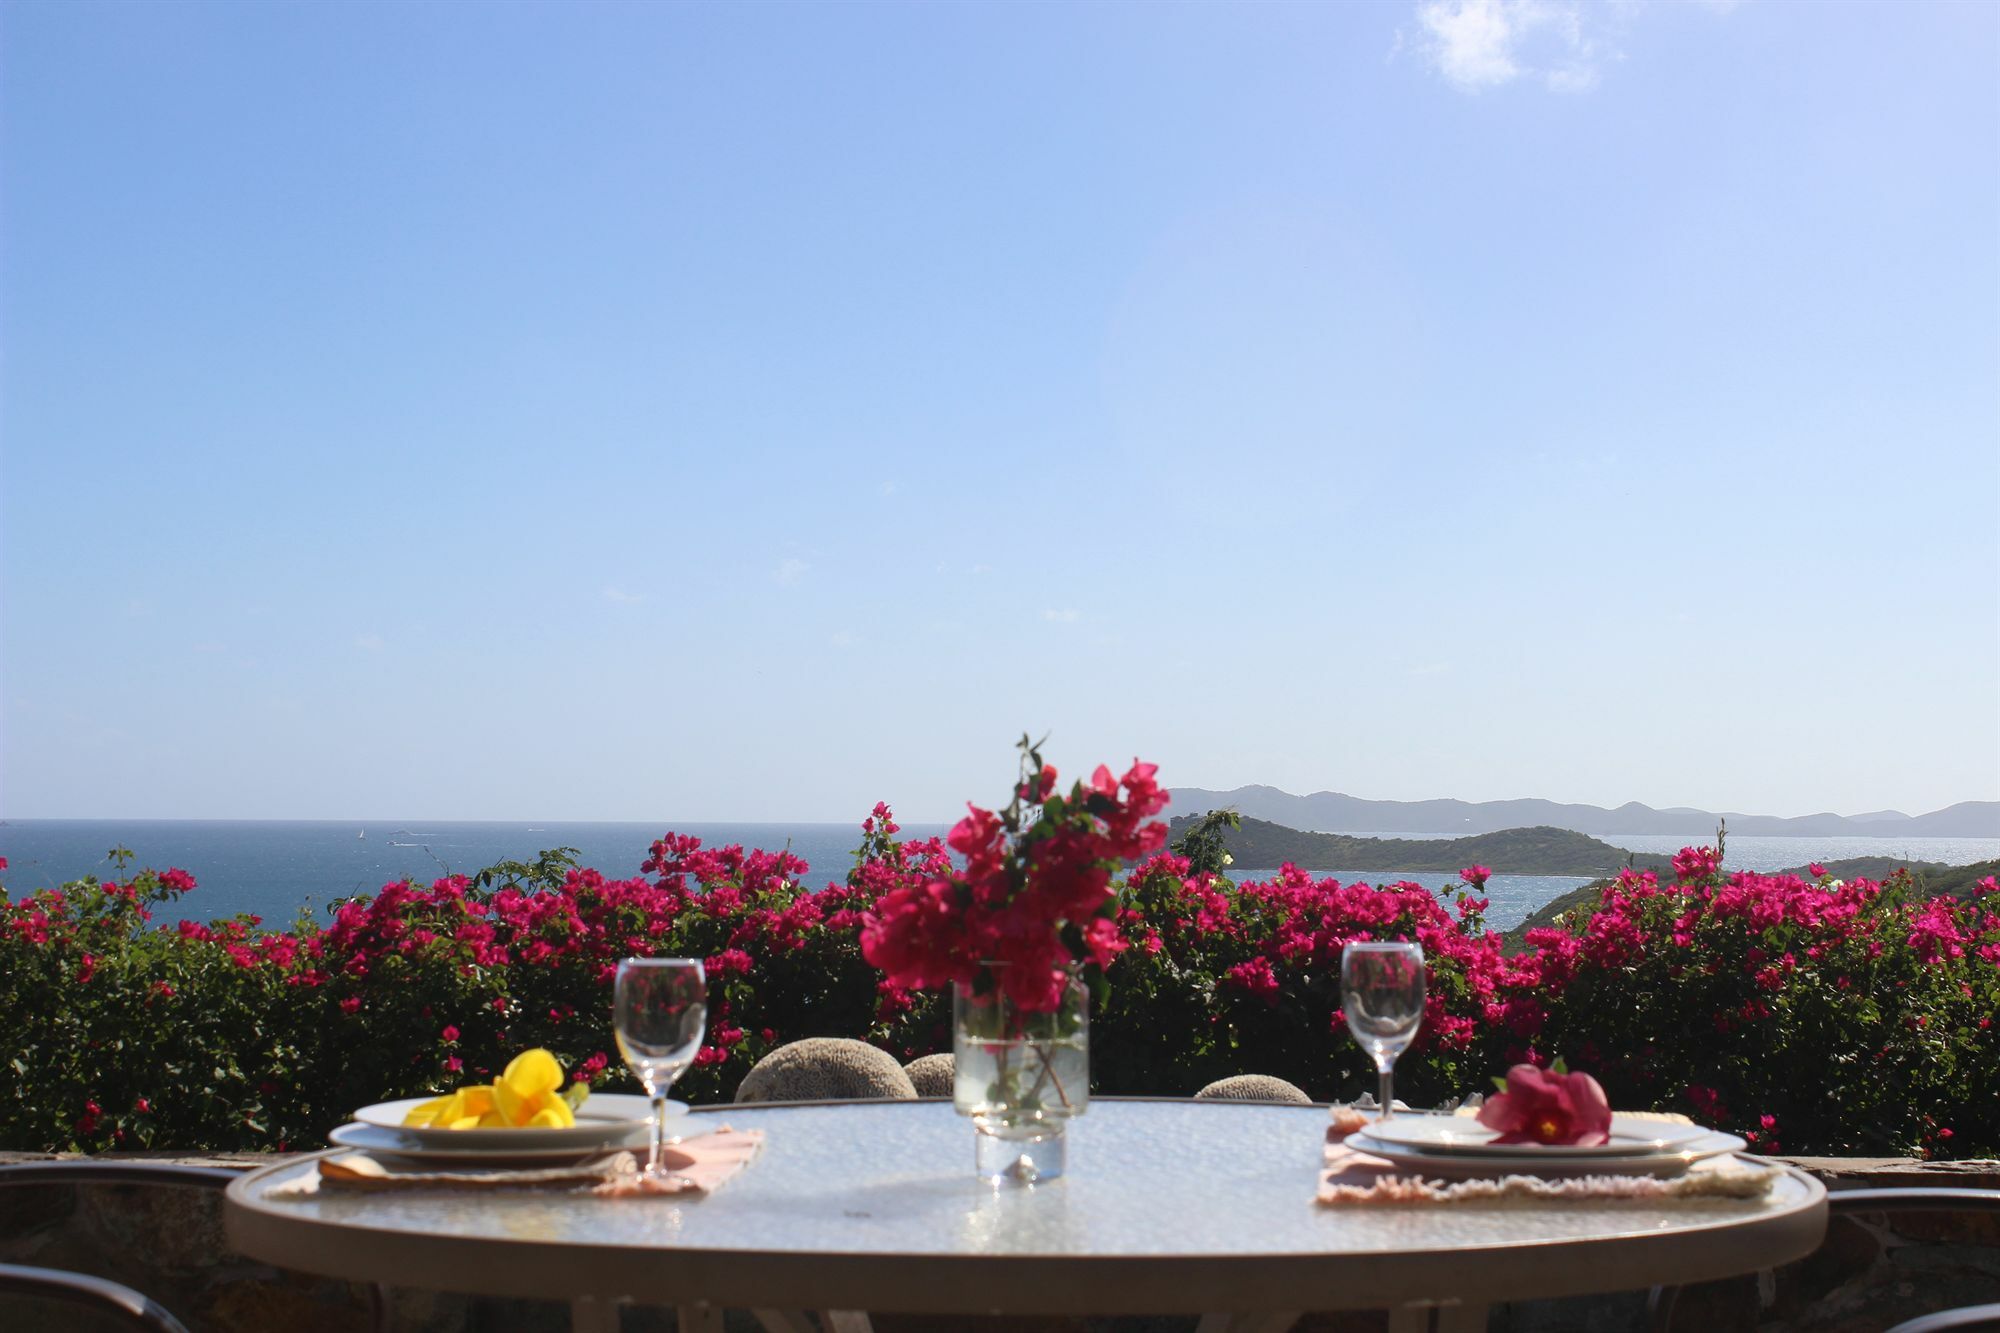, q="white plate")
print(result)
[1362,1114,1716,1157]
[1346,1128,1748,1180]
[326,1121,646,1166]
[351,1093,671,1151]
